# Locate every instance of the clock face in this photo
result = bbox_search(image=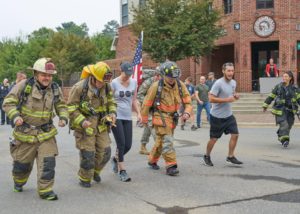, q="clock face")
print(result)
[254,16,276,37]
